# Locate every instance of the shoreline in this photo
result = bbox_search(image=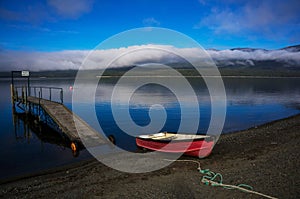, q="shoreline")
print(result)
[1,114,299,198]
[2,76,300,80]
[0,113,297,184]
